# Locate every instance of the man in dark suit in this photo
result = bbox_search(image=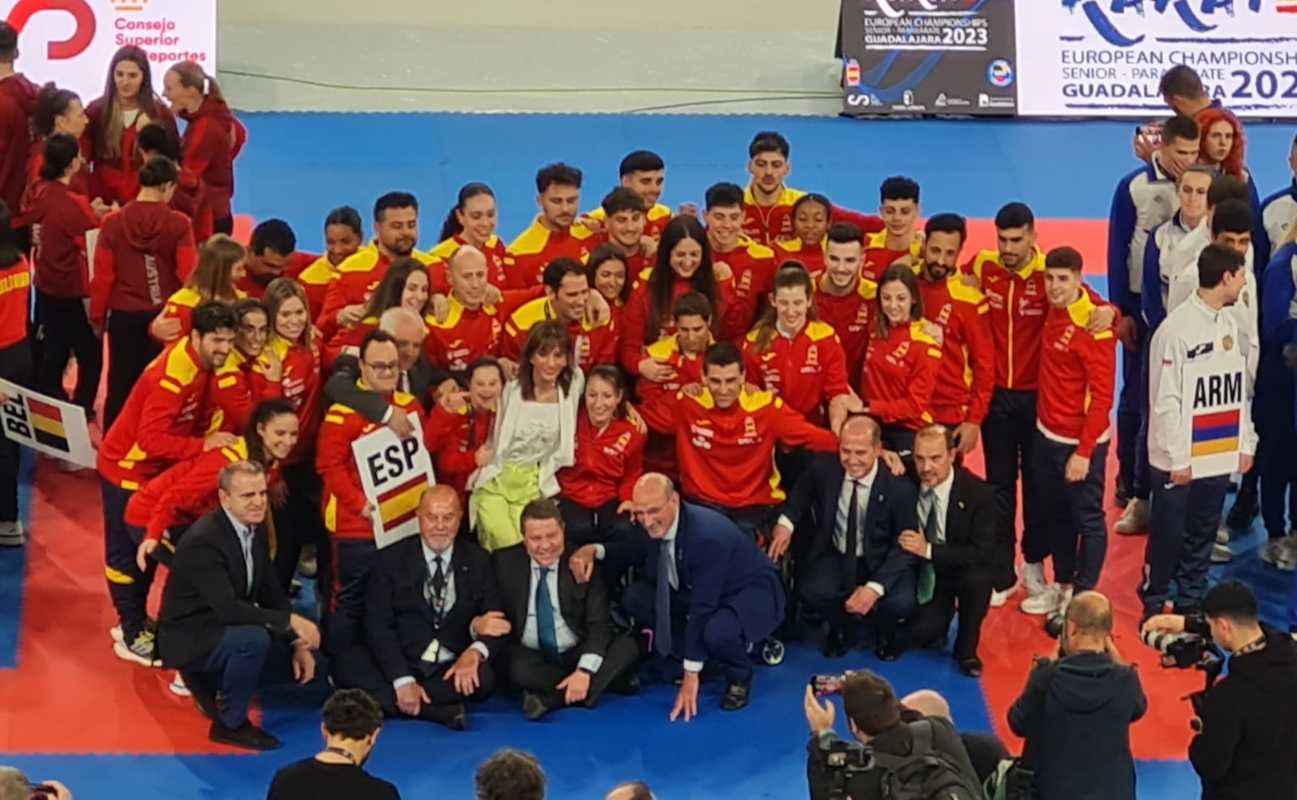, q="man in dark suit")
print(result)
[335,484,508,730]
[904,425,999,677]
[325,307,454,418]
[157,460,322,751]
[771,415,919,661]
[570,473,786,719]
[495,498,639,720]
